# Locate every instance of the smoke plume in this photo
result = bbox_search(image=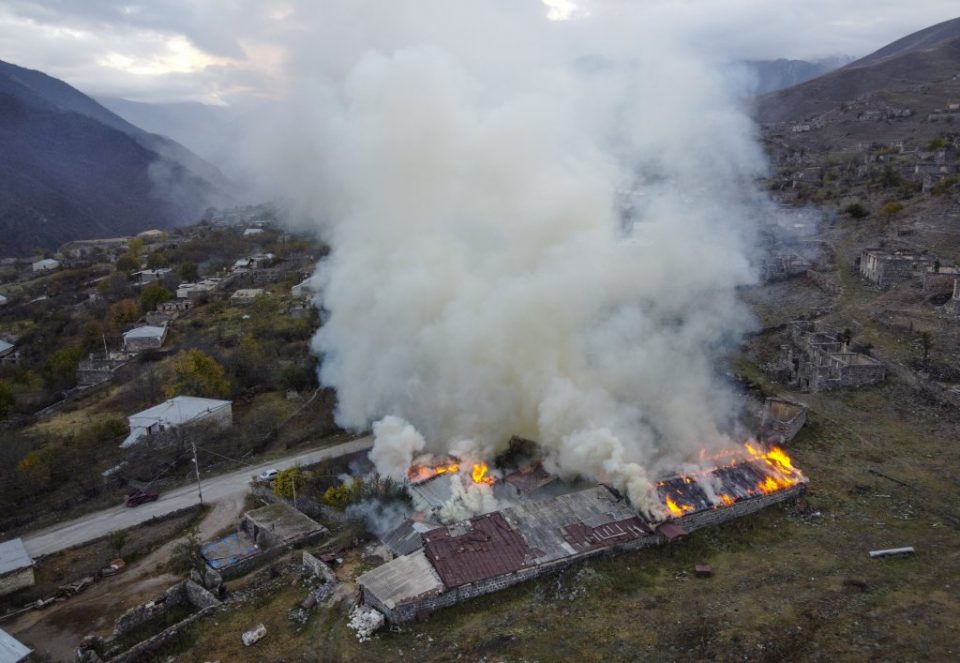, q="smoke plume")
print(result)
[252,5,769,513]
